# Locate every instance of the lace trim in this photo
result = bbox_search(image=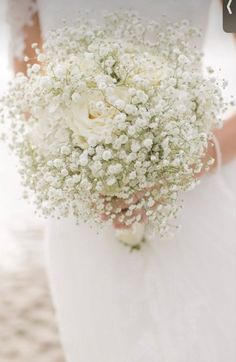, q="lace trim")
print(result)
[6,0,38,61]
